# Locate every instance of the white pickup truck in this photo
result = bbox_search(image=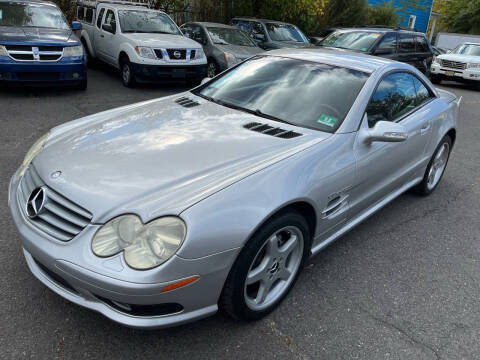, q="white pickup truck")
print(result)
[76,0,207,87]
